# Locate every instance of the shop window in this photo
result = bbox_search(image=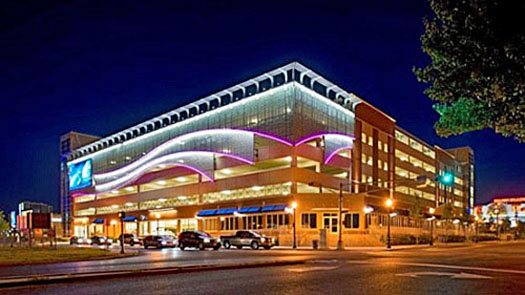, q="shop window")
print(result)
[343,213,360,229]
[301,213,317,229]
